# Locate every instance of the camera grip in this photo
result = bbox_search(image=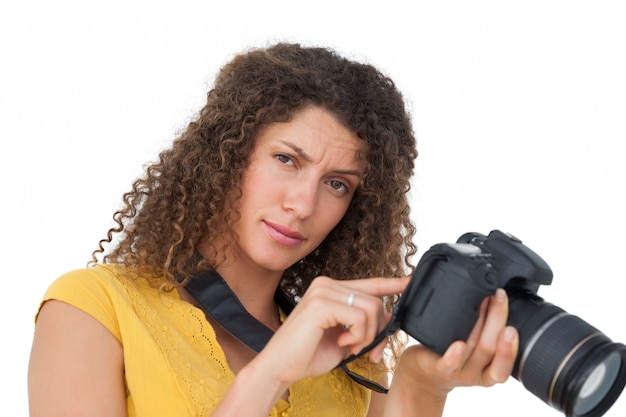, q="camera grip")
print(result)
[399,244,498,355]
